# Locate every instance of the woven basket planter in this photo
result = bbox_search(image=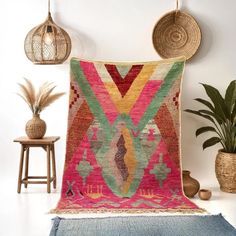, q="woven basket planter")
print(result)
[215,150,236,193]
[25,115,46,139]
